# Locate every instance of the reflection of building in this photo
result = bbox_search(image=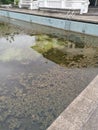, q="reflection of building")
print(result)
[89,0,98,6]
[18,0,90,14]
